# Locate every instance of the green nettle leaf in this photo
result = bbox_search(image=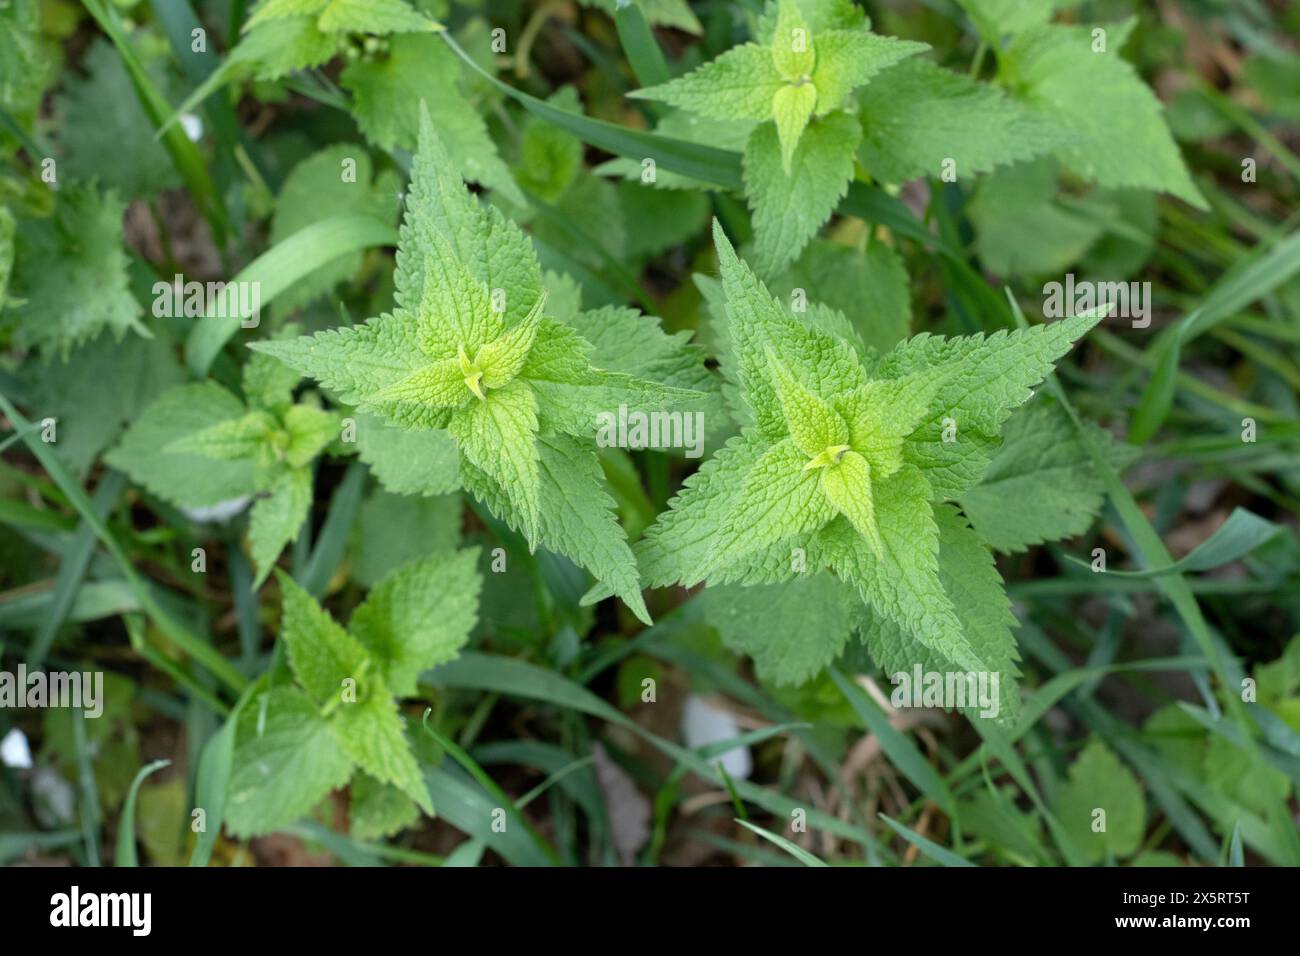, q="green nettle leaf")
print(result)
[112,353,338,582]
[743,111,861,276]
[247,0,438,35]
[257,107,699,624]
[699,572,861,687]
[630,0,924,273]
[55,38,180,199]
[966,158,1105,278]
[348,771,420,840]
[633,222,1098,704]
[348,549,481,696]
[340,33,522,204]
[355,413,461,496]
[225,686,354,838]
[106,383,260,509]
[855,58,1074,185]
[959,395,1136,553]
[249,467,314,585]
[1002,19,1207,209]
[1054,738,1146,862]
[6,185,144,357]
[229,561,481,835]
